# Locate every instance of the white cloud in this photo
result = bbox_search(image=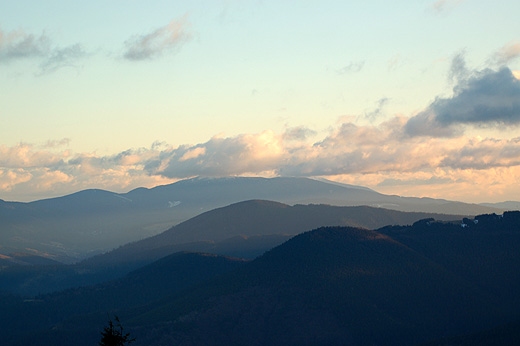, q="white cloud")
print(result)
[2,121,520,203]
[179,147,206,161]
[145,131,285,177]
[0,143,68,168]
